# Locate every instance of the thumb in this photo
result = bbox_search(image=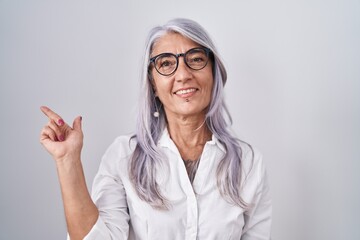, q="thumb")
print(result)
[72,116,82,131]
